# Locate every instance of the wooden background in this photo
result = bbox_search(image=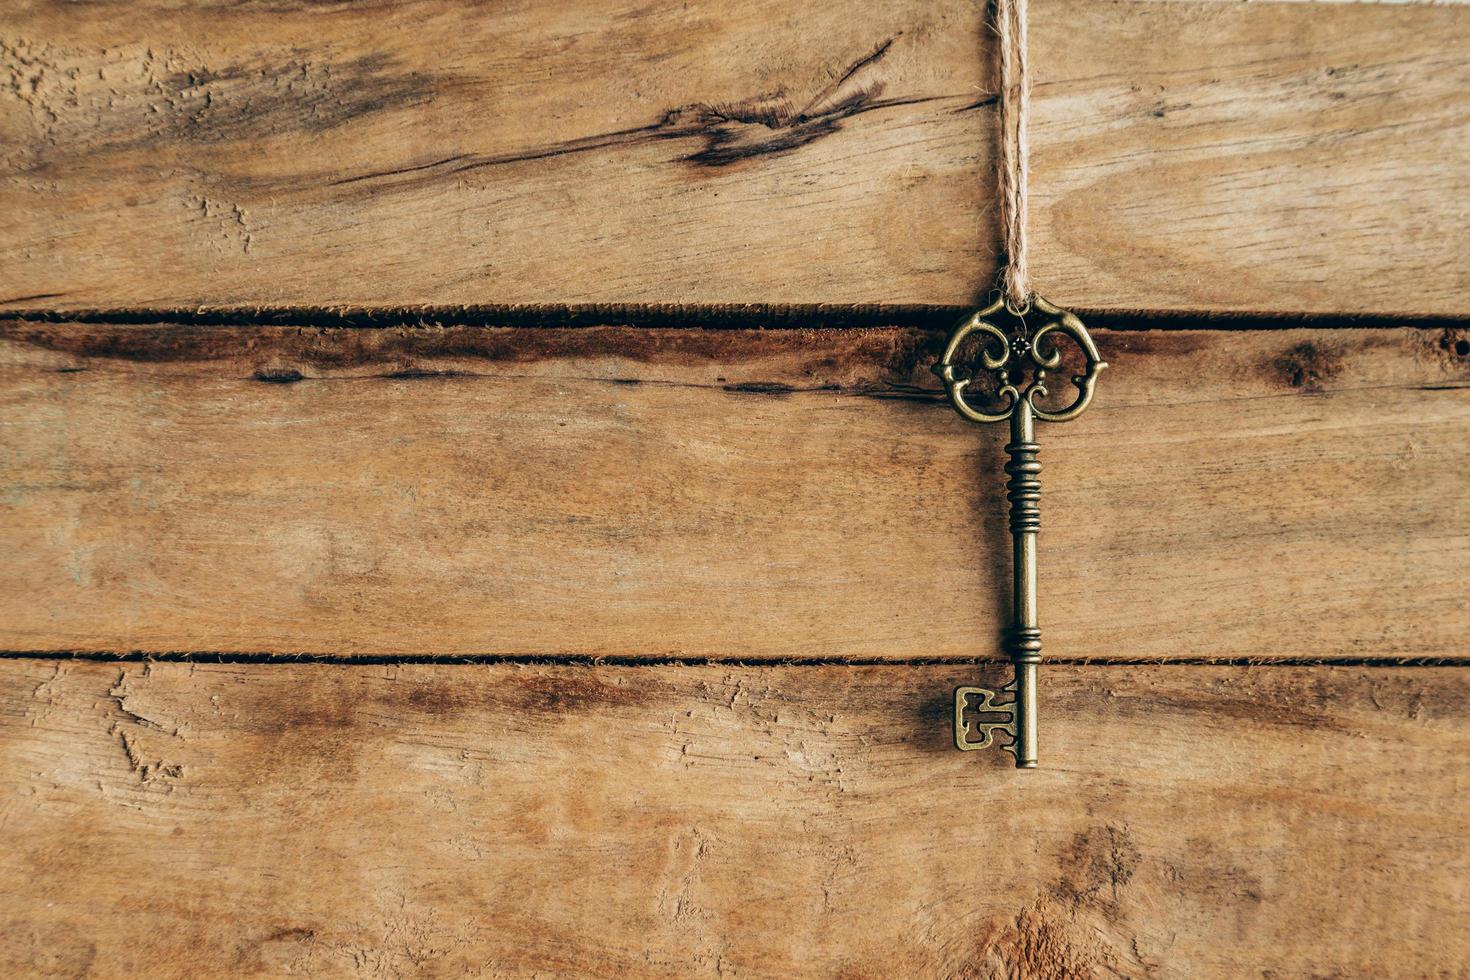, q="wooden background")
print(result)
[2,0,1468,977]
